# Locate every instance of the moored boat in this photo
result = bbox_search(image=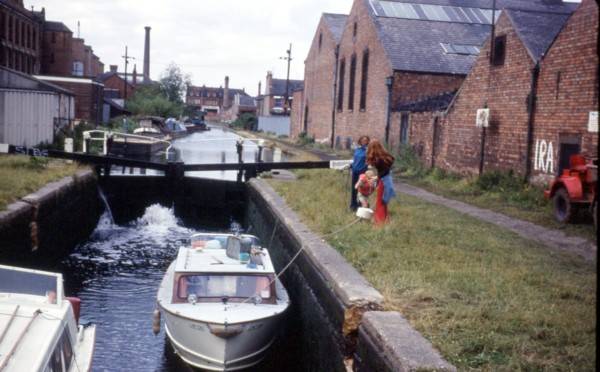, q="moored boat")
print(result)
[0,265,96,372]
[156,233,290,371]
